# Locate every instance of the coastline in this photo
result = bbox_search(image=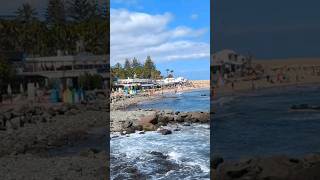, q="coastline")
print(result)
[111,80,209,110]
[110,87,210,179]
[111,82,210,134]
[214,78,320,98]
[212,75,320,180]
